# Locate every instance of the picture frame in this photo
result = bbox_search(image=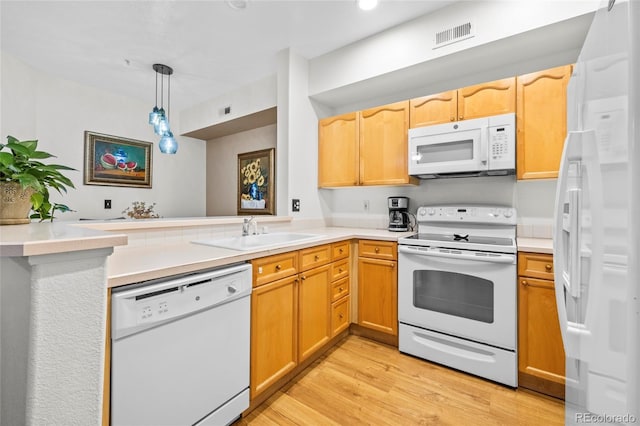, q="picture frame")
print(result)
[237,148,275,215]
[84,131,152,188]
